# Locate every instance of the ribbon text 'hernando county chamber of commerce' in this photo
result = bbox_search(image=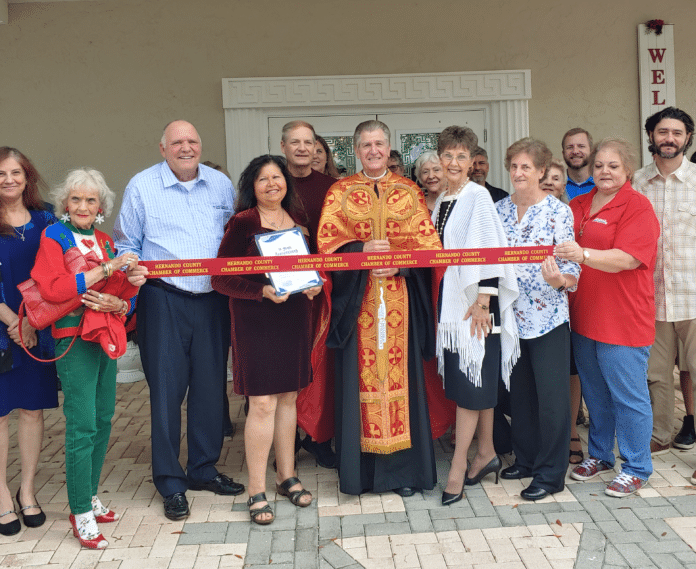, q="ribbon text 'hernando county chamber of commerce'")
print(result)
[140,246,553,278]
